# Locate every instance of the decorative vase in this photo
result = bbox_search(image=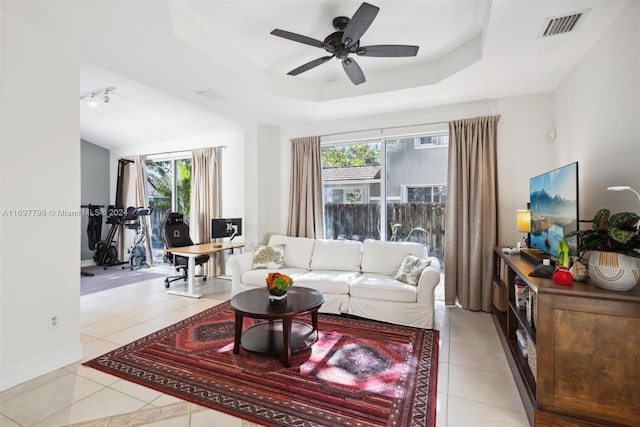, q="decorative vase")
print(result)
[268,289,287,301]
[588,250,640,292]
[552,267,573,285]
